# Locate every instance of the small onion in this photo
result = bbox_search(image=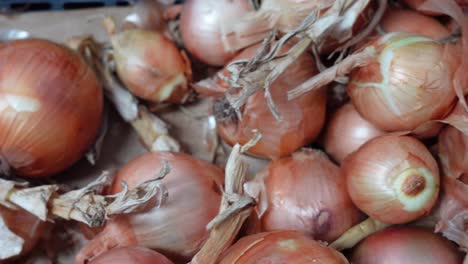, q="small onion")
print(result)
[253,149,362,242]
[344,135,440,224]
[348,32,458,132]
[0,39,103,177]
[324,103,385,164]
[380,7,450,38]
[89,247,173,264]
[0,206,46,261]
[219,231,349,264]
[216,43,326,159]
[109,27,192,104]
[179,0,255,66]
[351,227,463,264]
[75,152,223,263]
